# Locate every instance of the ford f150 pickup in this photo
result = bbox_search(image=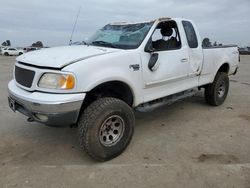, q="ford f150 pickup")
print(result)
[8,17,239,161]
